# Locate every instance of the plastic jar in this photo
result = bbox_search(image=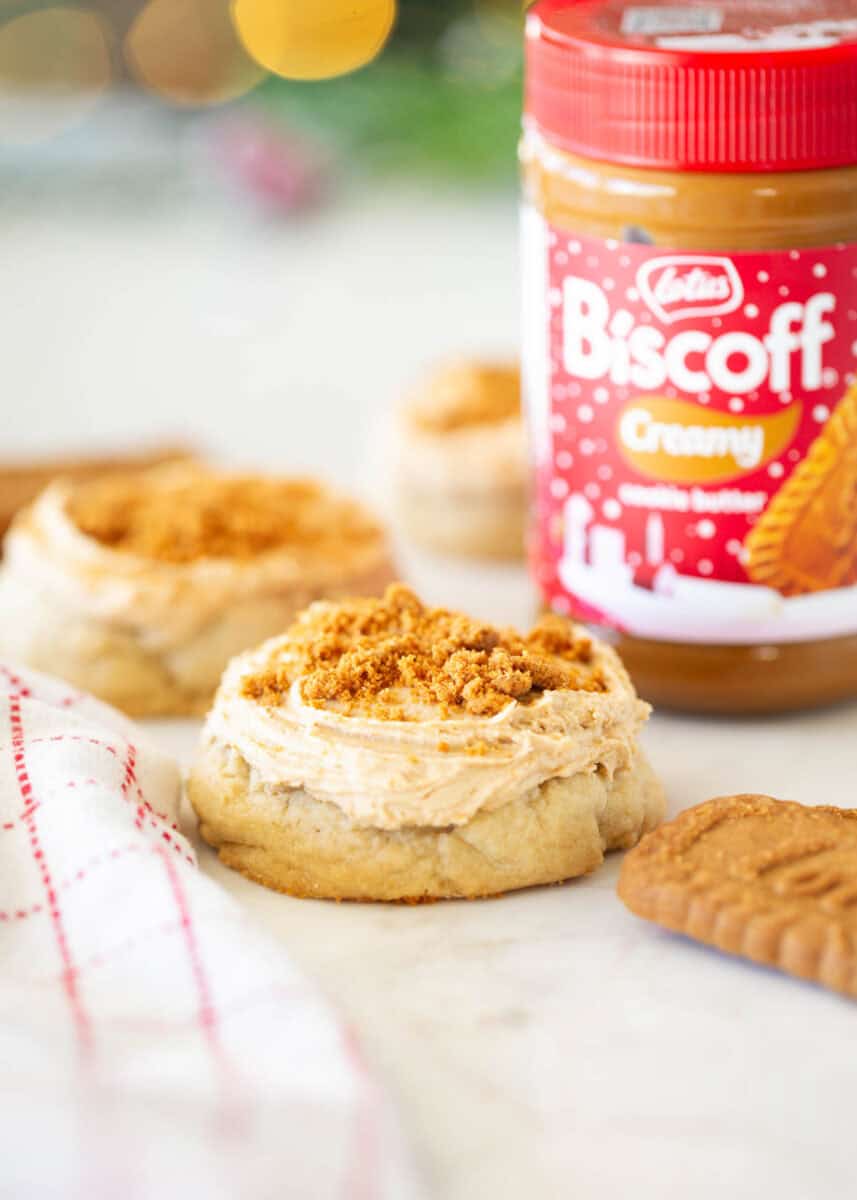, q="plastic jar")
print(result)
[521,0,857,713]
